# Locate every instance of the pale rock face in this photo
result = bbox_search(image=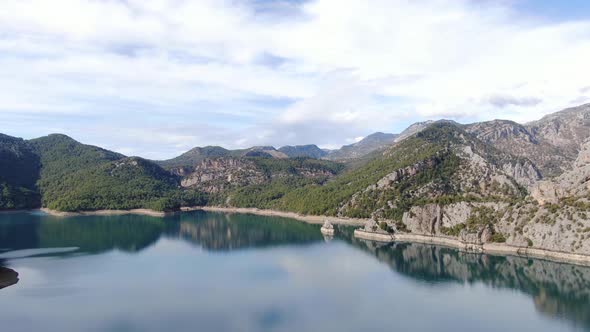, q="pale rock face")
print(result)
[363,220,378,232]
[531,140,590,204]
[575,140,590,168]
[531,181,561,205]
[440,202,472,229]
[402,204,441,235]
[501,162,542,188]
